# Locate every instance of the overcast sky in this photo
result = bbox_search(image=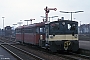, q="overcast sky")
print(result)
[0,0,90,29]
